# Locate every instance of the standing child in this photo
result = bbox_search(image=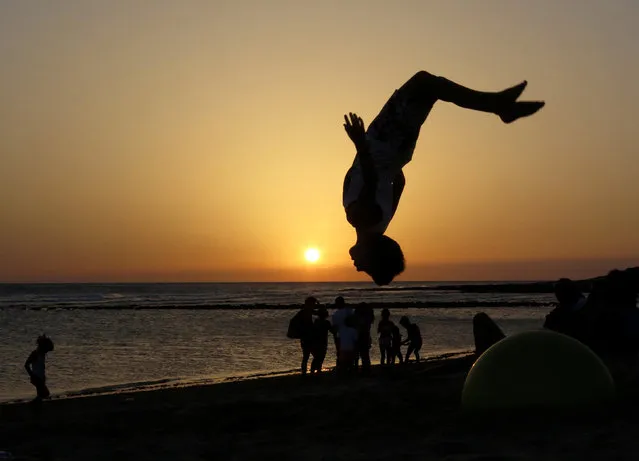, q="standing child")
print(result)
[310,307,332,374]
[24,335,54,406]
[399,316,422,363]
[391,323,403,364]
[377,308,394,365]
